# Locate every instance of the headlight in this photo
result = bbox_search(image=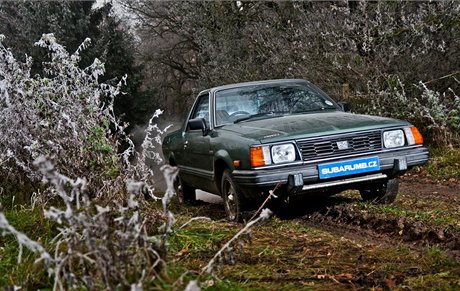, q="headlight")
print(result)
[383,130,405,148]
[250,143,297,167]
[271,144,296,164]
